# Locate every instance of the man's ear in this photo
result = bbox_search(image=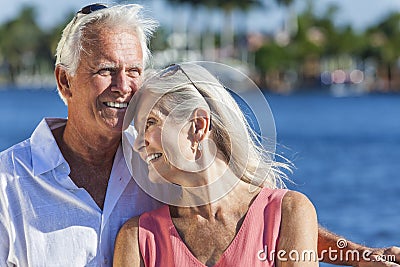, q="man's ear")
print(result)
[191,108,211,142]
[54,65,72,100]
